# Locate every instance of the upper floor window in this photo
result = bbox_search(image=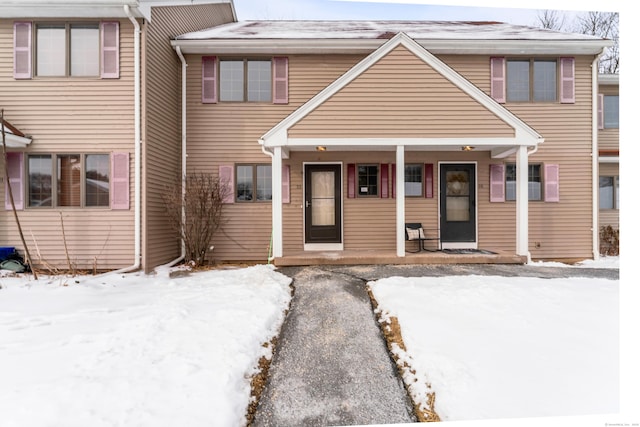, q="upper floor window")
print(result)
[506,59,557,102]
[492,57,574,104]
[13,21,119,80]
[202,56,288,104]
[603,95,619,129]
